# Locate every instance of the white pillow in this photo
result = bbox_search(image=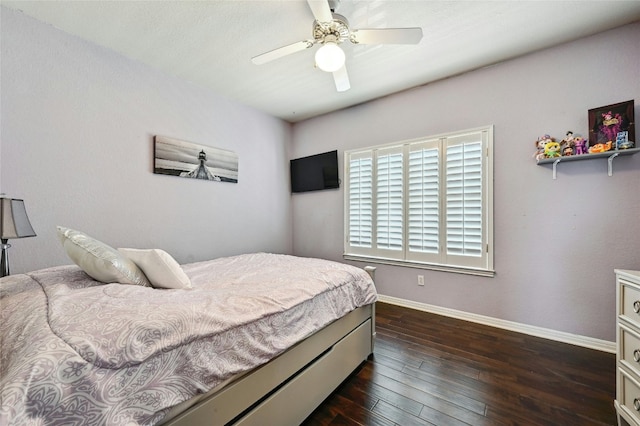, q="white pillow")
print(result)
[117,248,192,290]
[57,226,151,287]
